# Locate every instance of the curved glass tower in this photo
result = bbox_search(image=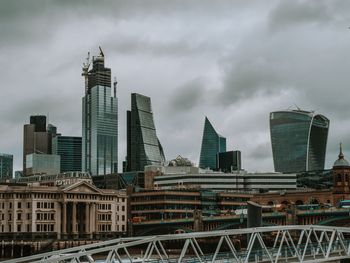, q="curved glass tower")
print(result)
[199,117,226,170]
[270,110,329,173]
